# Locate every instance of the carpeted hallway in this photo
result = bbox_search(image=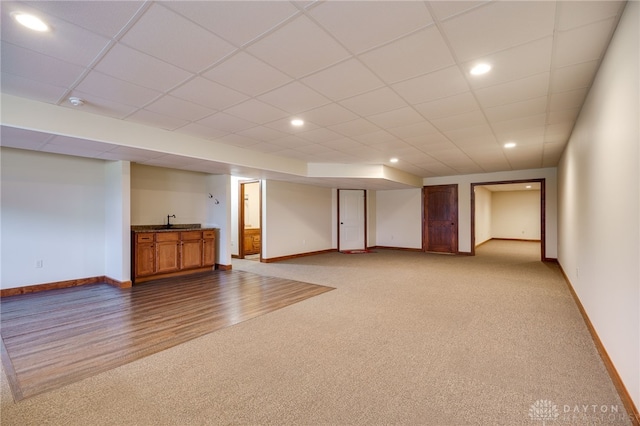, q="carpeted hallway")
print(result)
[0,240,631,425]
